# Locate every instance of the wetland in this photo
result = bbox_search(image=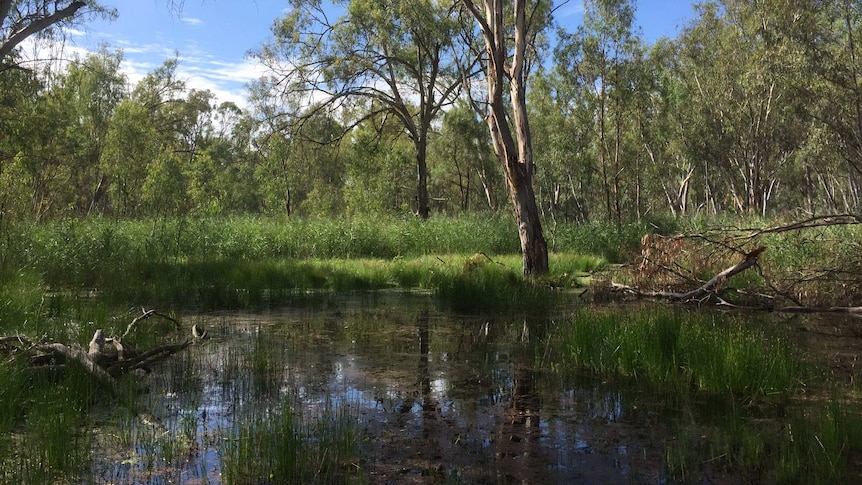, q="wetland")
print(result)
[1,216,861,484]
[85,295,861,484]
